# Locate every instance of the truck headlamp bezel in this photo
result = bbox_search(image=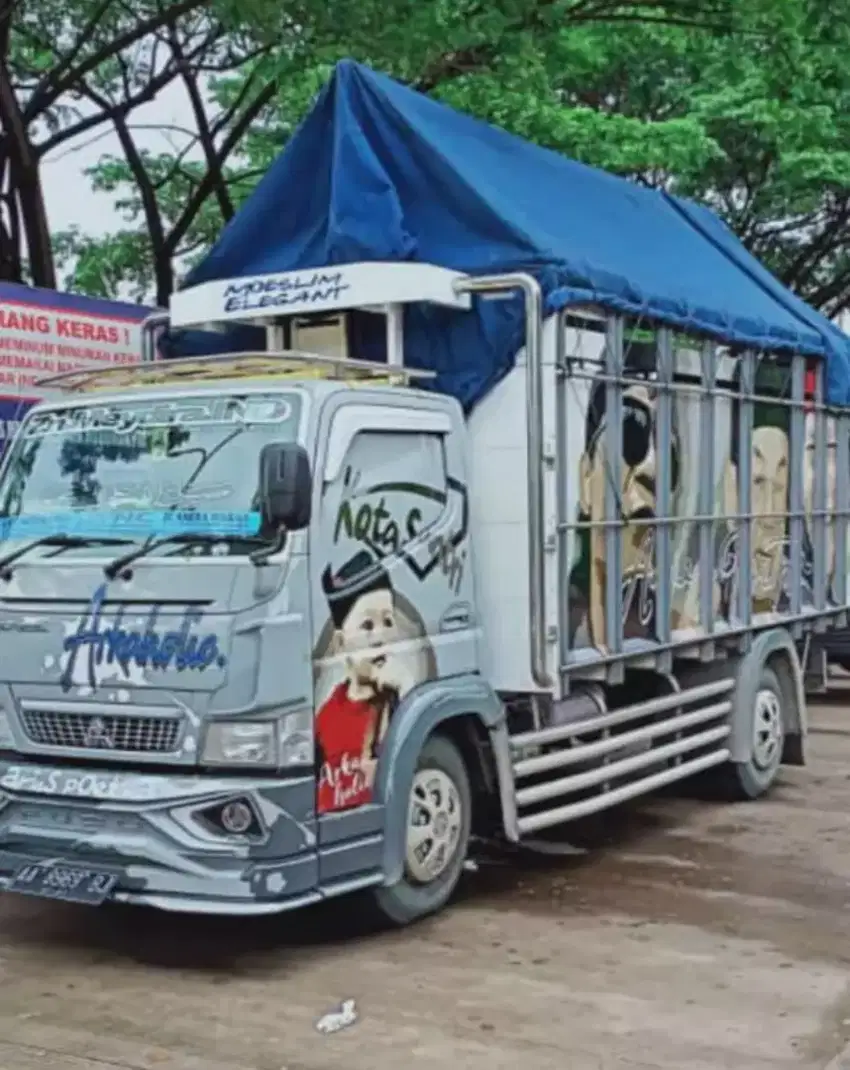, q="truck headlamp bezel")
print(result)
[201,711,314,770]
